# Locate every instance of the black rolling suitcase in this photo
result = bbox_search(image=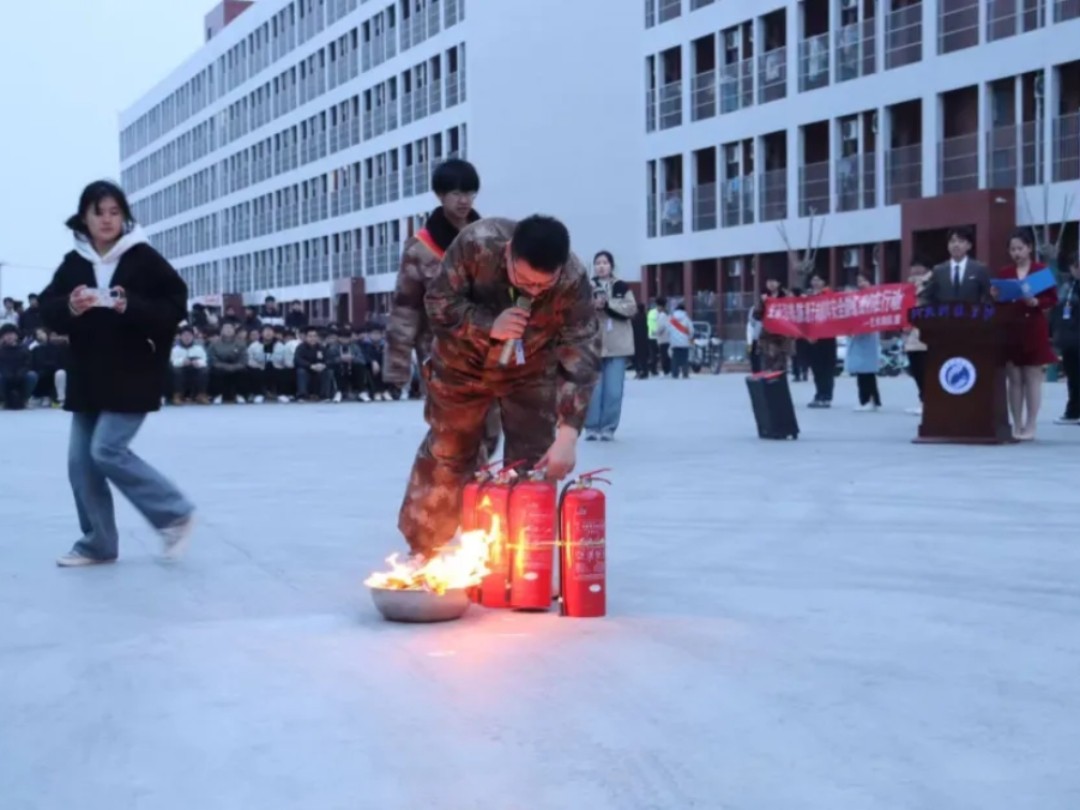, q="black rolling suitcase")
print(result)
[746,371,799,440]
